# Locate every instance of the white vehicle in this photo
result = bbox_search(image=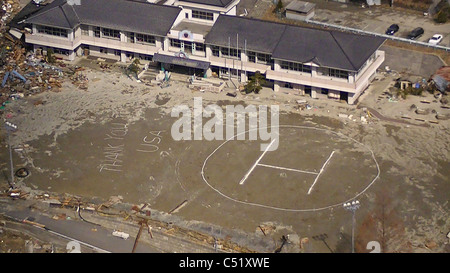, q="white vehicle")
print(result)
[428,34,443,45]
